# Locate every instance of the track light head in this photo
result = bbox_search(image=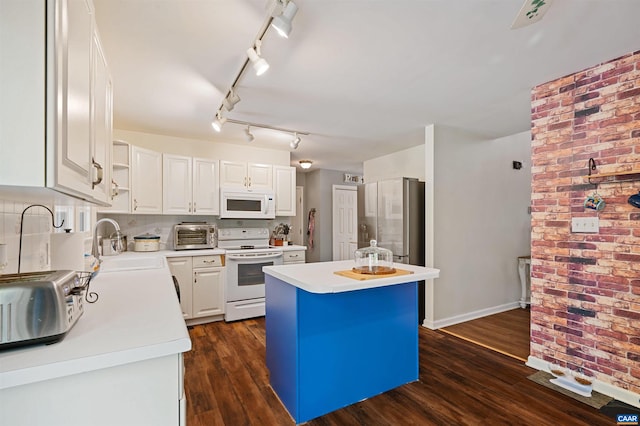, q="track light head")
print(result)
[289,132,301,149]
[271,0,298,38]
[244,125,255,142]
[223,89,241,111]
[211,111,226,132]
[246,45,269,76]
